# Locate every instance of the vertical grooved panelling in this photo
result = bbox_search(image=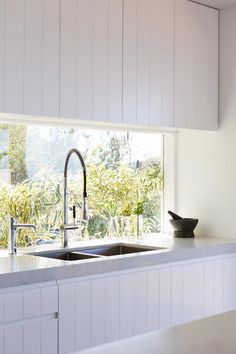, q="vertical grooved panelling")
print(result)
[24,322,40,354]
[60,0,77,118]
[106,277,120,343]
[171,265,183,326]
[0,329,3,354]
[214,259,224,315]
[147,269,160,332]
[119,273,134,339]
[183,262,204,323]
[5,0,24,113]
[91,278,106,347]
[24,0,42,115]
[123,0,137,124]
[149,0,162,126]
[0,0,5,111]
[59,284,76,354]
[77,0,93,120]
[41,0,60,116]
[76,281,91,351]
[107,0,123,123]
[41,319,58,354]
[136,0,150,125]
[175,0,218,130]
[5,325,23,354]
[162,0,174,127]
[133,272,147,335]
[0,295,4,324]
[159,268,171,329]
[93,0,108,121]
[223,257,234,312]
[204,262,215,317]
